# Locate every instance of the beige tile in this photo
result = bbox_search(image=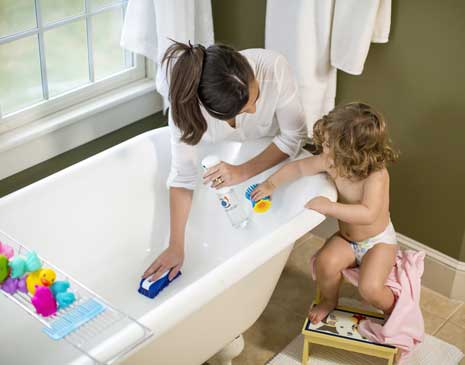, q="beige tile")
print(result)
[435,322,465,353]
[422,309,447,335]
[449,304,465,330]
[231,342,274,365]
[294,231,315,248]
[269,239,321,316]
[233,302,304,365]
[420,286,462,319]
